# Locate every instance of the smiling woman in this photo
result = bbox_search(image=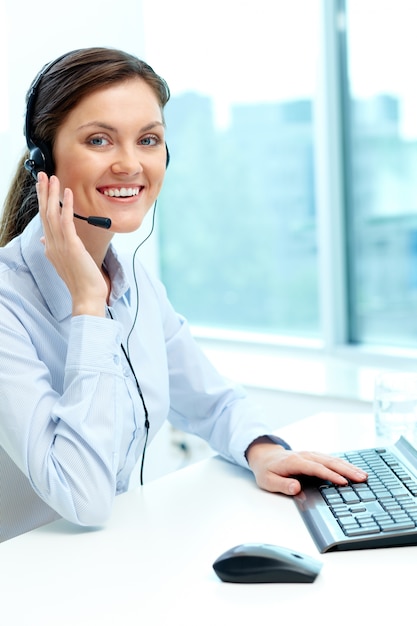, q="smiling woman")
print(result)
[0,46,366,534]
[0,48,170,246]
